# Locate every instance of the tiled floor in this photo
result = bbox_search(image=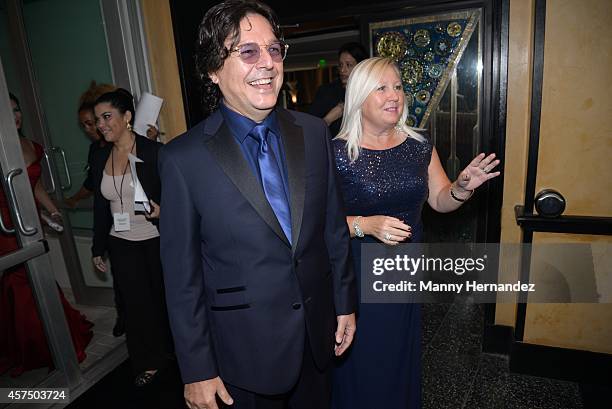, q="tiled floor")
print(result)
[422,296,590,409]
[0,367,49,396]
[68,296,608,408]
[63,288,125,370]
[67,356,186,409]
[0,289,124,409]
